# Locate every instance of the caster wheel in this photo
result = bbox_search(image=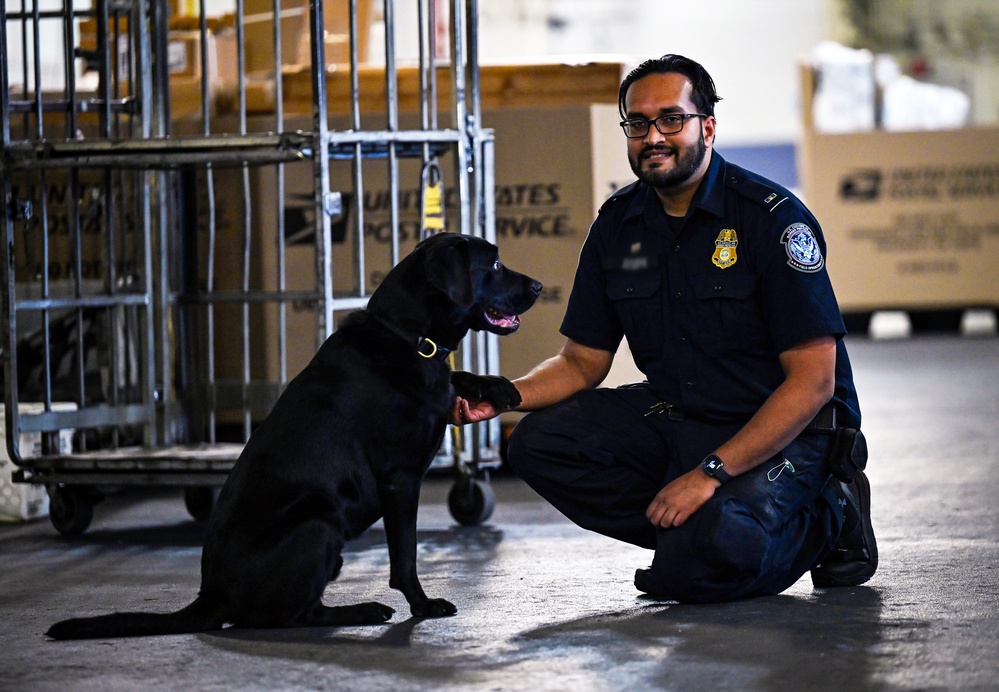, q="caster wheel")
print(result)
[447,477,495,526]
[184,487,220,521]
[48,486,94,536]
